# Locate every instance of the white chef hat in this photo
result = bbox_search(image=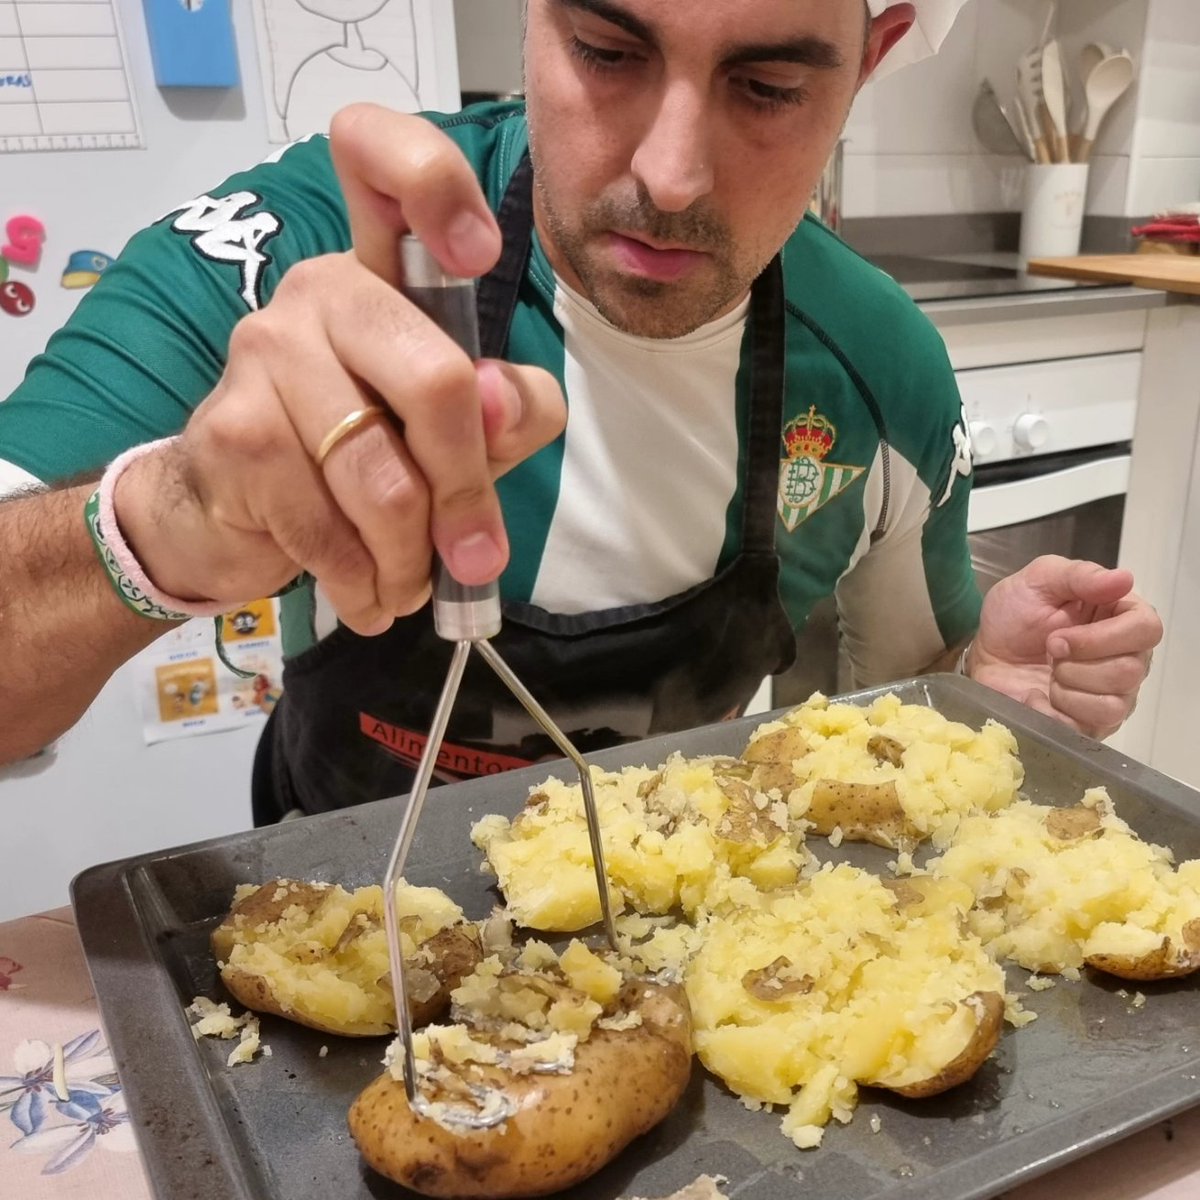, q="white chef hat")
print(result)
[866,0,973,79]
